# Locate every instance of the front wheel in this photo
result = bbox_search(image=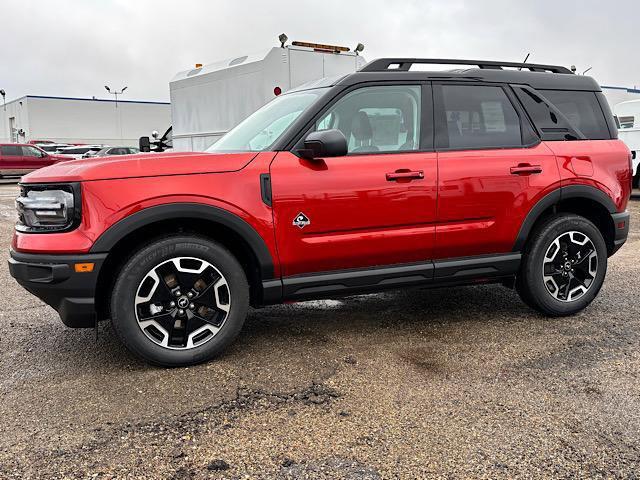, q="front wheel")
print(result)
[517,213,607,316]
[110,236,249,367]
